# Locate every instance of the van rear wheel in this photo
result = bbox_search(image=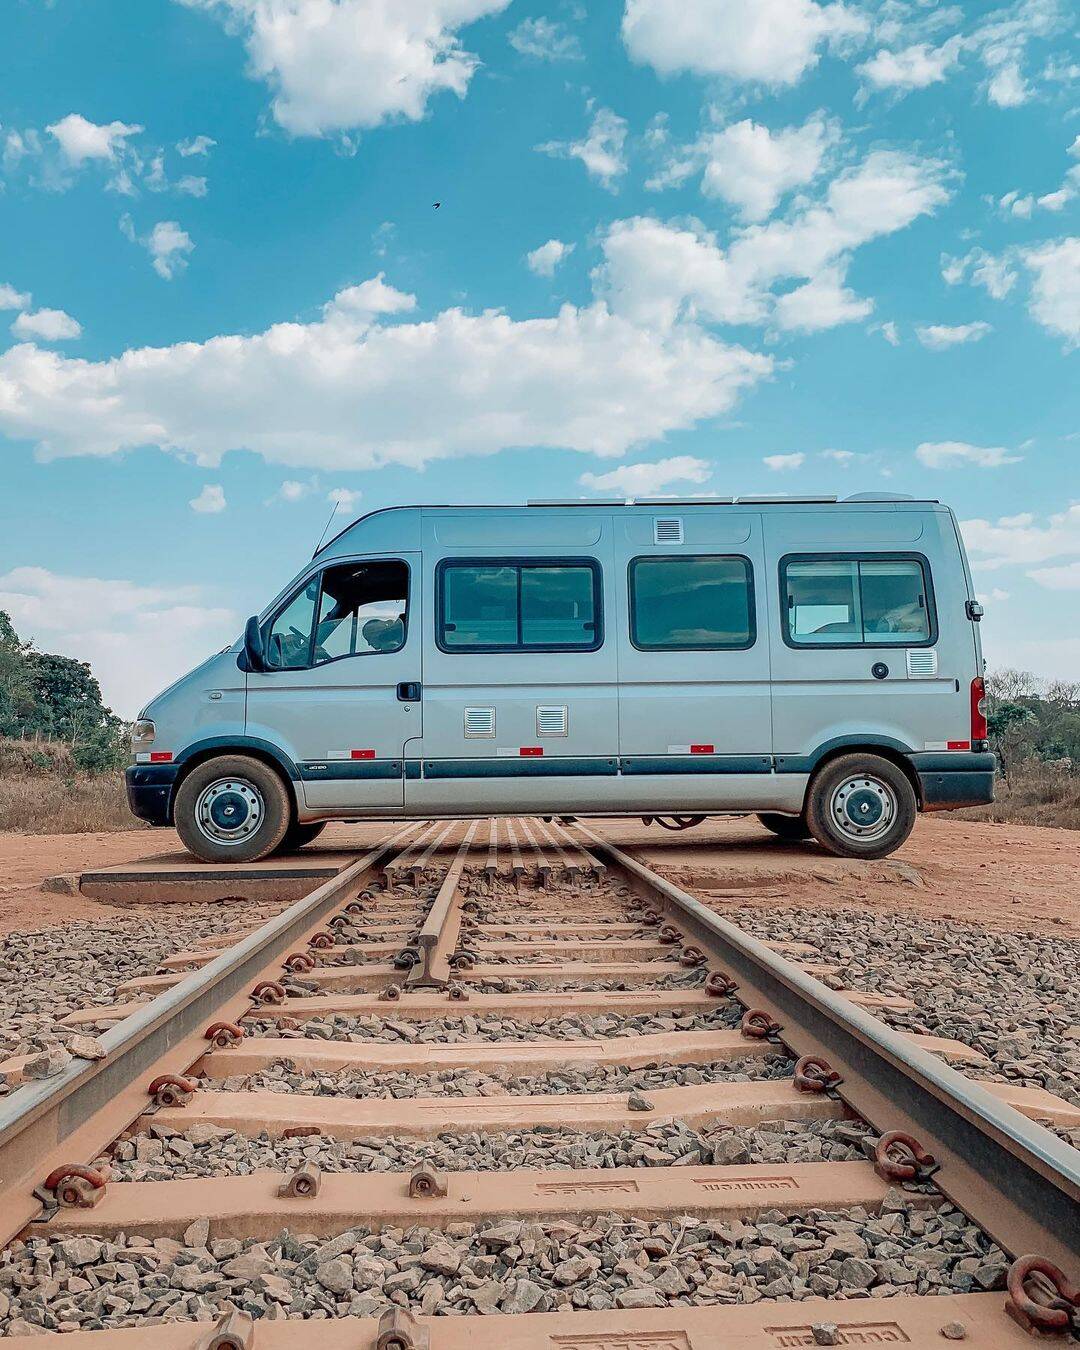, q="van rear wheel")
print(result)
[174,755,291,864]
[757,812,811,841]
[805,753,916,860]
